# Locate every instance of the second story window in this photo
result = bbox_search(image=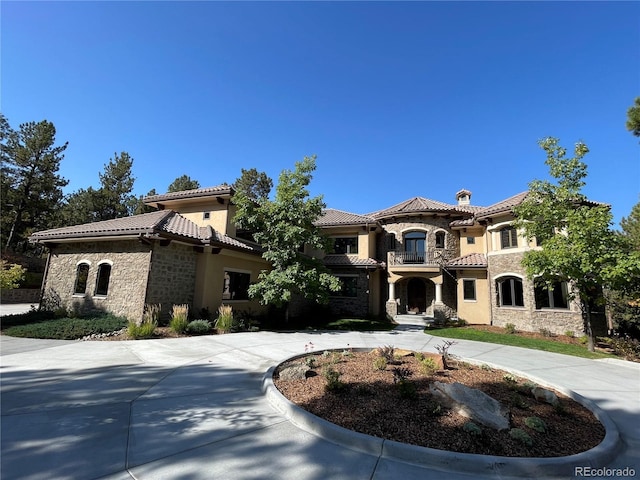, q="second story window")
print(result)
[435,231,446,249]
[332,237,358,254]
[500,226,518,249]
